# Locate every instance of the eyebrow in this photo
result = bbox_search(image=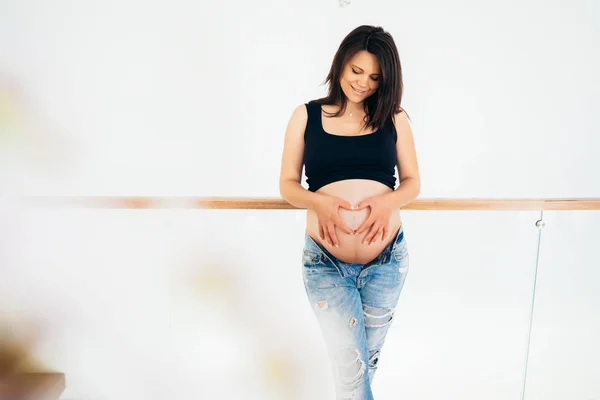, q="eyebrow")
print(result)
[352,64,380,76]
